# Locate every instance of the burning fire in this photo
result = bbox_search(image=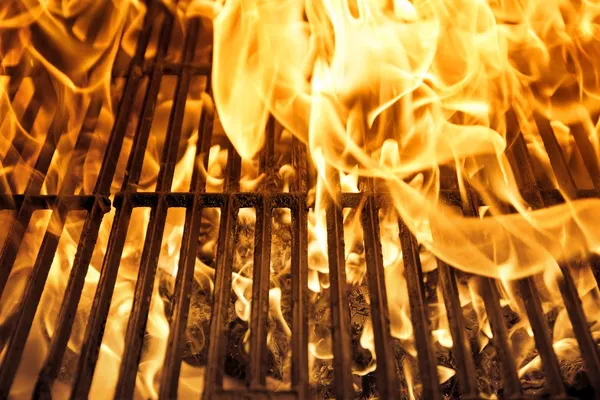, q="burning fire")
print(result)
[2,0,600,398]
